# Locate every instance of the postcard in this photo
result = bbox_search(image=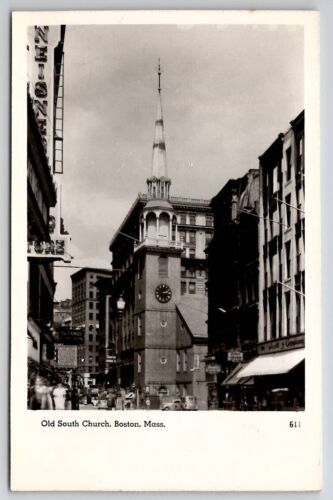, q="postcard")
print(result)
[11,10,321,491]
